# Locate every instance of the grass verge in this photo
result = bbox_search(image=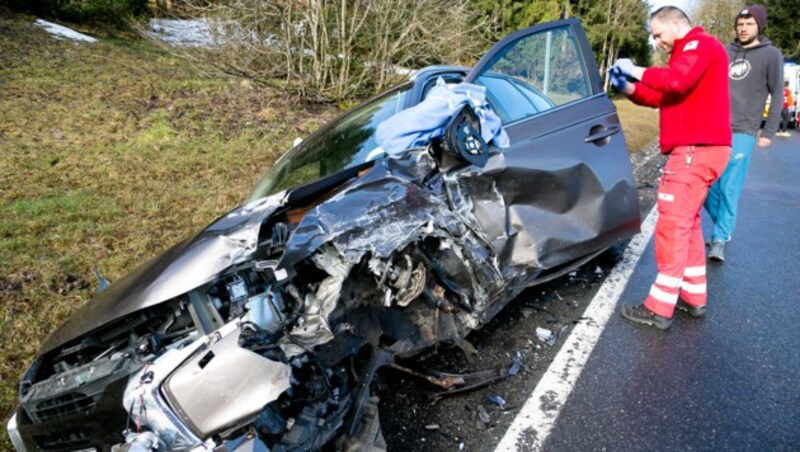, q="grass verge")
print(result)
[614,98,660,153]
[0,13,337,433]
